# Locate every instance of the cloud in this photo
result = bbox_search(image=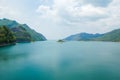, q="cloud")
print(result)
[36,5,51,15]
[58,4,109,23]
[0,0,120,39]
[36,0,110,23]
[35,0,120,39]
[0,6,20,19]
